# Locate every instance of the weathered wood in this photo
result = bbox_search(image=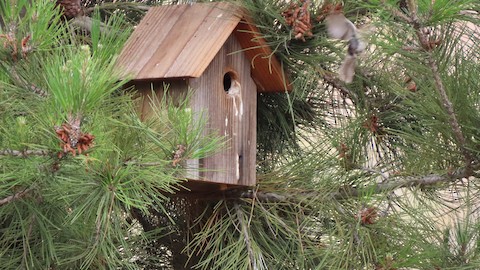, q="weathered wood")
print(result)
[116,2,290,93]
[235,19,292,92]
[163,2,241,78]
[117,5,189,79]
[189,35,256,186]
[117,2,295,189]
[117,3,241,80]
[129,79,189,120]
[132,53,257,187]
